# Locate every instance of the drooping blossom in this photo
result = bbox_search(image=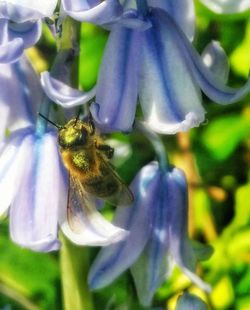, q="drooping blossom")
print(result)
[88,161,210,306]
[0,0,57,63]
[41,5,250,134]
[0,56,128,251]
